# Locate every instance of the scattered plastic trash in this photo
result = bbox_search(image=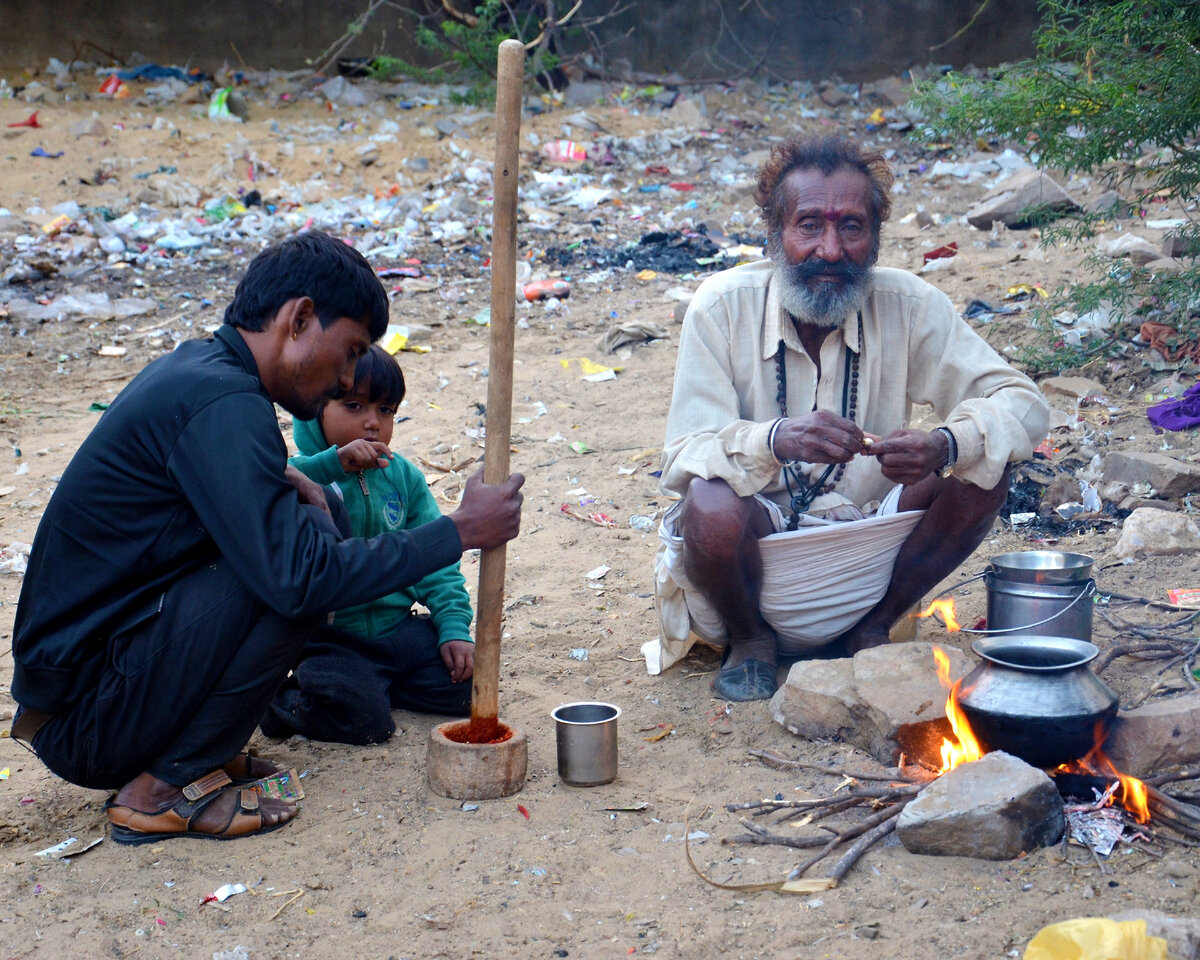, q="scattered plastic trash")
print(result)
[35,836,104,861]
[586,564,611,580]
[522,279,571,301]
[569,648,589,661]
[208,87,244,121]
[202,882,248,905]
[559,504,618,528]
[0,542,31,575]
[598,320,669,354]
[922,242,958,263]
[1004,283,1048,301]
[629,515,656,532]
[962,299,1019,321]
[30,147,64,159]
[98,75,129,98]
[542,140,587,165]
[6,112,40,128]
